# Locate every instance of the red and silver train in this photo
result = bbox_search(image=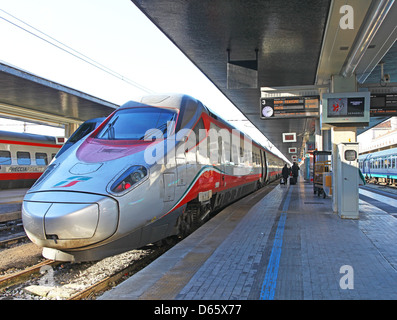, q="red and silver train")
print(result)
[22,94,285,261]
[0,130,61,189]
